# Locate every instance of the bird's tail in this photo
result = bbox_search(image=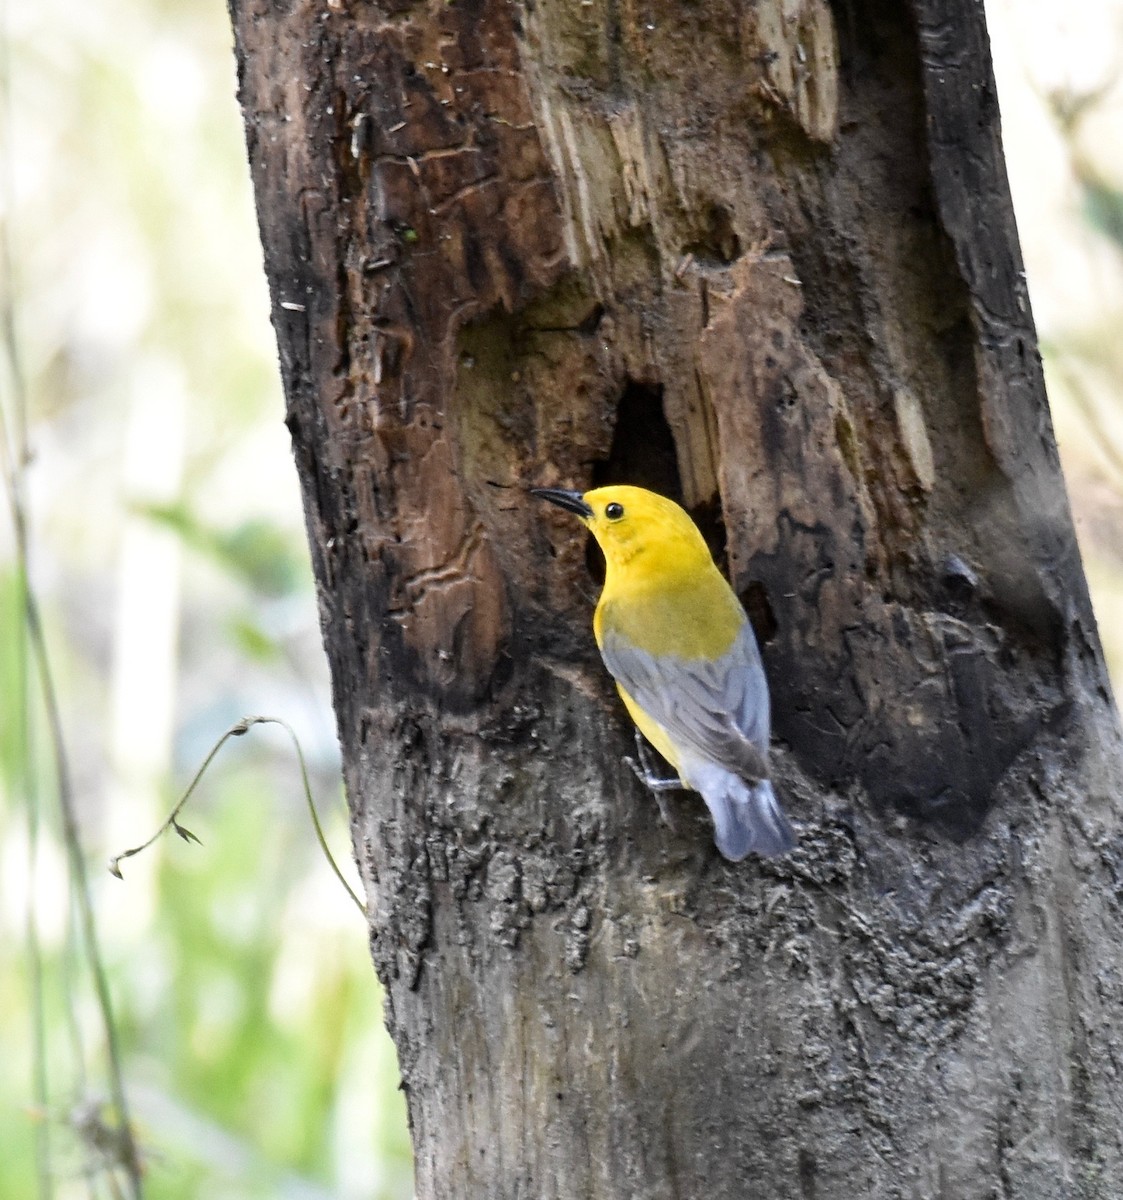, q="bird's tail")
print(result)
[696,769,796,861]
